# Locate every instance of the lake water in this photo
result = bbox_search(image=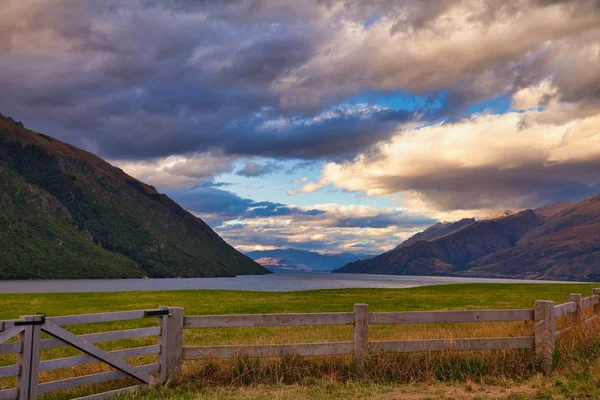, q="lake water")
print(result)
[0,273,581,293]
